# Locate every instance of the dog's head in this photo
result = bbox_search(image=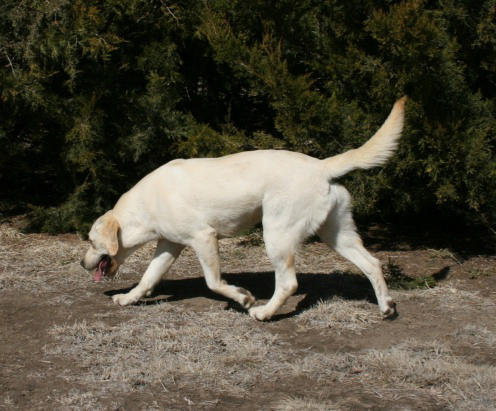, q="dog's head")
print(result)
[81,211,121,281]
